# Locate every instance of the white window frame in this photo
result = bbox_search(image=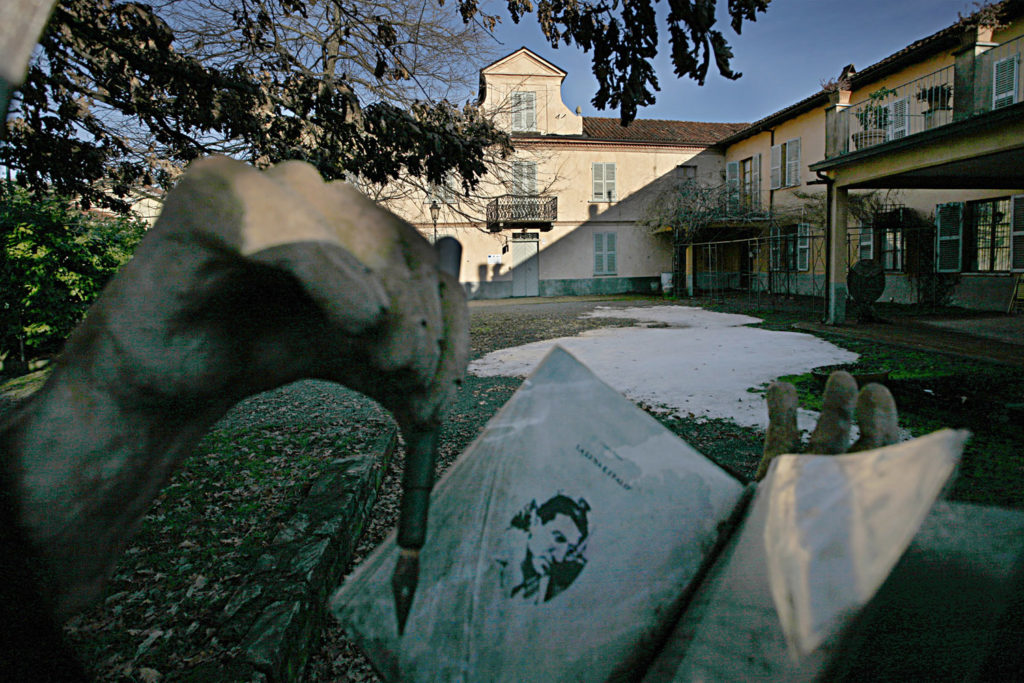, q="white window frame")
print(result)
[858,227,874,261]
[770,226,795,270]
[725,160,740,213]
[770,138,801,189]
[935,202,964,273]
[797,223,811,271]
[1012,194,1024,272]
[770,144,782,190]
[883,229,904,272]
[745,153,761,211]
[594,231,617,275]
[510,90,537,131]
[785,138,801,188]
[677,164,697,181]
[512,160,537,196]
[592,162,617,202]
[993,55,1019,110]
